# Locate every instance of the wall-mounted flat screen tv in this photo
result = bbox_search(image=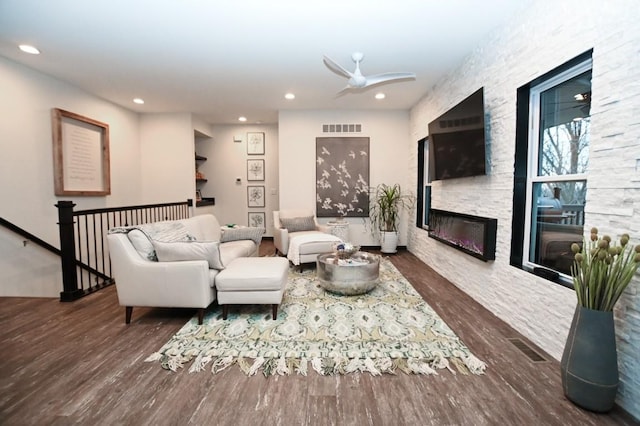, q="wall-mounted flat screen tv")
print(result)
[428,88,486,181]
